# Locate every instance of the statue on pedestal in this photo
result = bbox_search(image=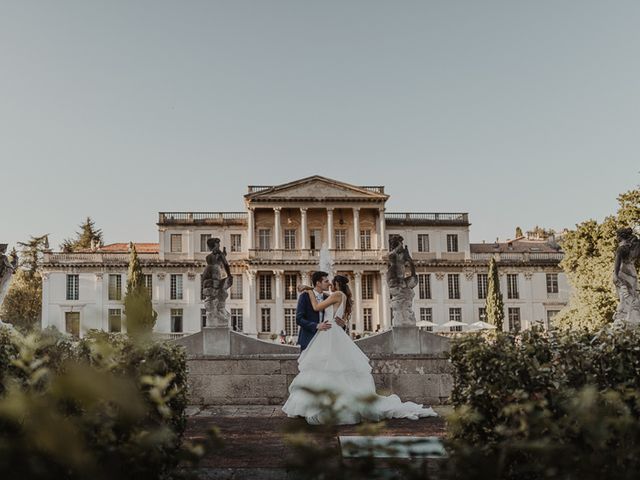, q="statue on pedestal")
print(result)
[201,238,233,328]
[0,245,18,315]
[387,234,418,327]
[613,227,640,325]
